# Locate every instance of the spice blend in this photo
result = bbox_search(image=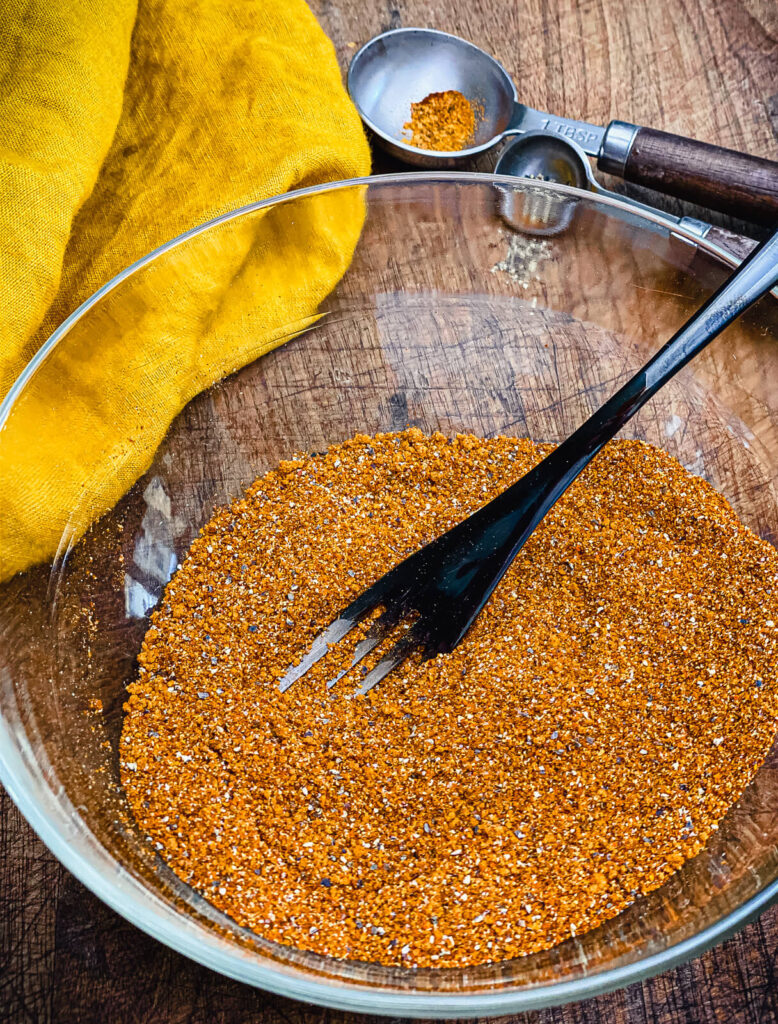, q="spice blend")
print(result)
[403,90,476,151]
[122,430,778,968]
